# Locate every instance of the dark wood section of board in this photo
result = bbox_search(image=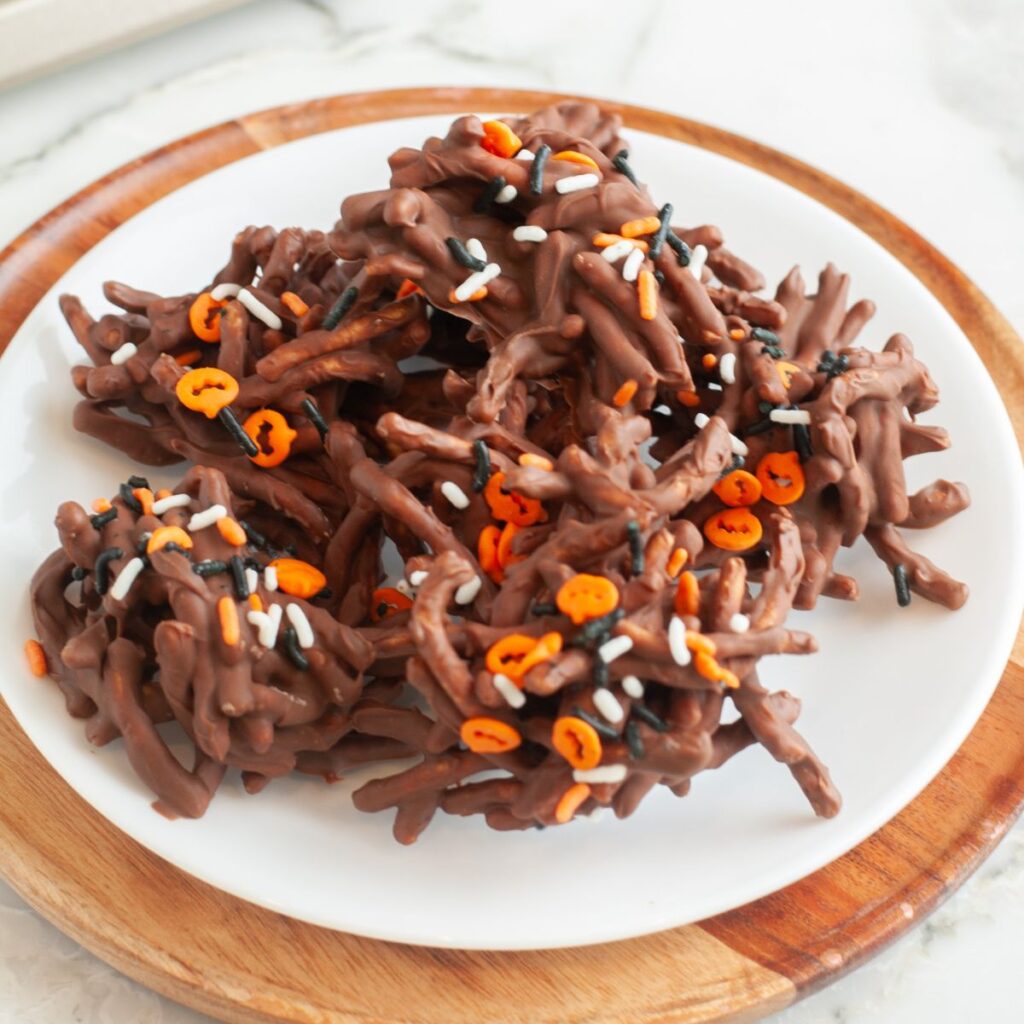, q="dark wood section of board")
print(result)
[0,88,1021,1024]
